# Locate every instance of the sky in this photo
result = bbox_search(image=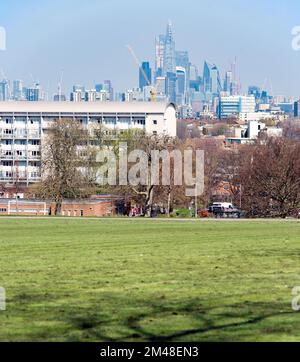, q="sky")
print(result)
[0,0,300,97]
